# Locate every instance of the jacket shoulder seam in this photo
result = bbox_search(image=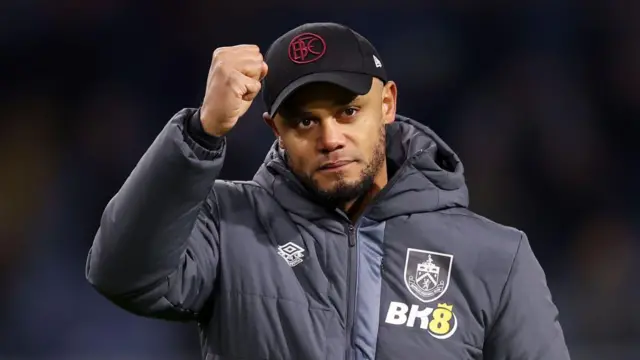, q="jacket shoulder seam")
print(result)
[438,209,520,232]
